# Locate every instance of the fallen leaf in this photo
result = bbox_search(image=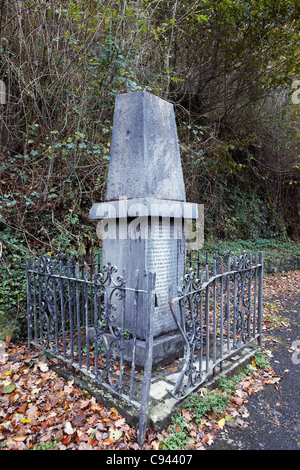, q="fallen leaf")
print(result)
[38,362,49,372]
[72,413,87,427]
[61,435,73,445]
[5,335,11,348]
[80,400,90,409]
[152,440,160,450]
[230,396,244,406]
[236,418,248,429]
[78,442,94,450]
[110,407,119,415]
[14,436,27,442]
[103,438,115,446]
[225,414,234,422]
[41,420,48,430]
[239,405,250,418]
[64,421,75,435]
[114,418,126,428]
[109,427,122,441]
[18,403,27,413]
[202,433,214,445]
[235,389,247,399]
[182,408,193,421]
[166,366,178,372]
[217,418,225,428]
[2,383,16,394]
[26,405,39,420]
